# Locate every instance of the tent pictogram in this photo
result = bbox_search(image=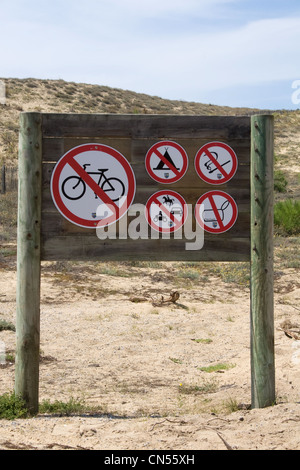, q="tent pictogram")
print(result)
[152,147,180,171]
[145,141,188,184]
